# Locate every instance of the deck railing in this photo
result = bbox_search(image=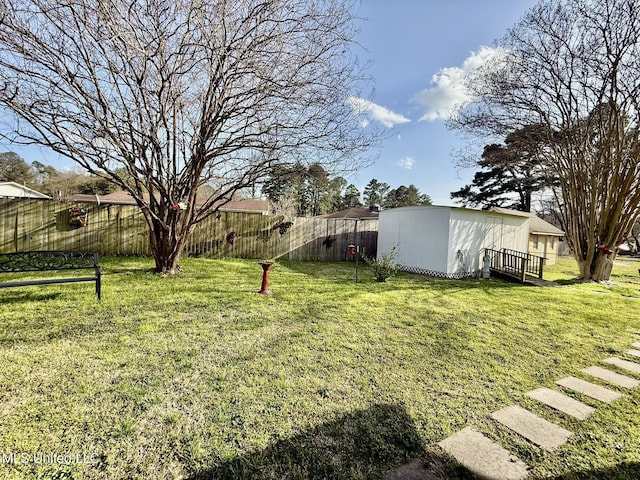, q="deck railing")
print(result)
[484,248,546,282]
